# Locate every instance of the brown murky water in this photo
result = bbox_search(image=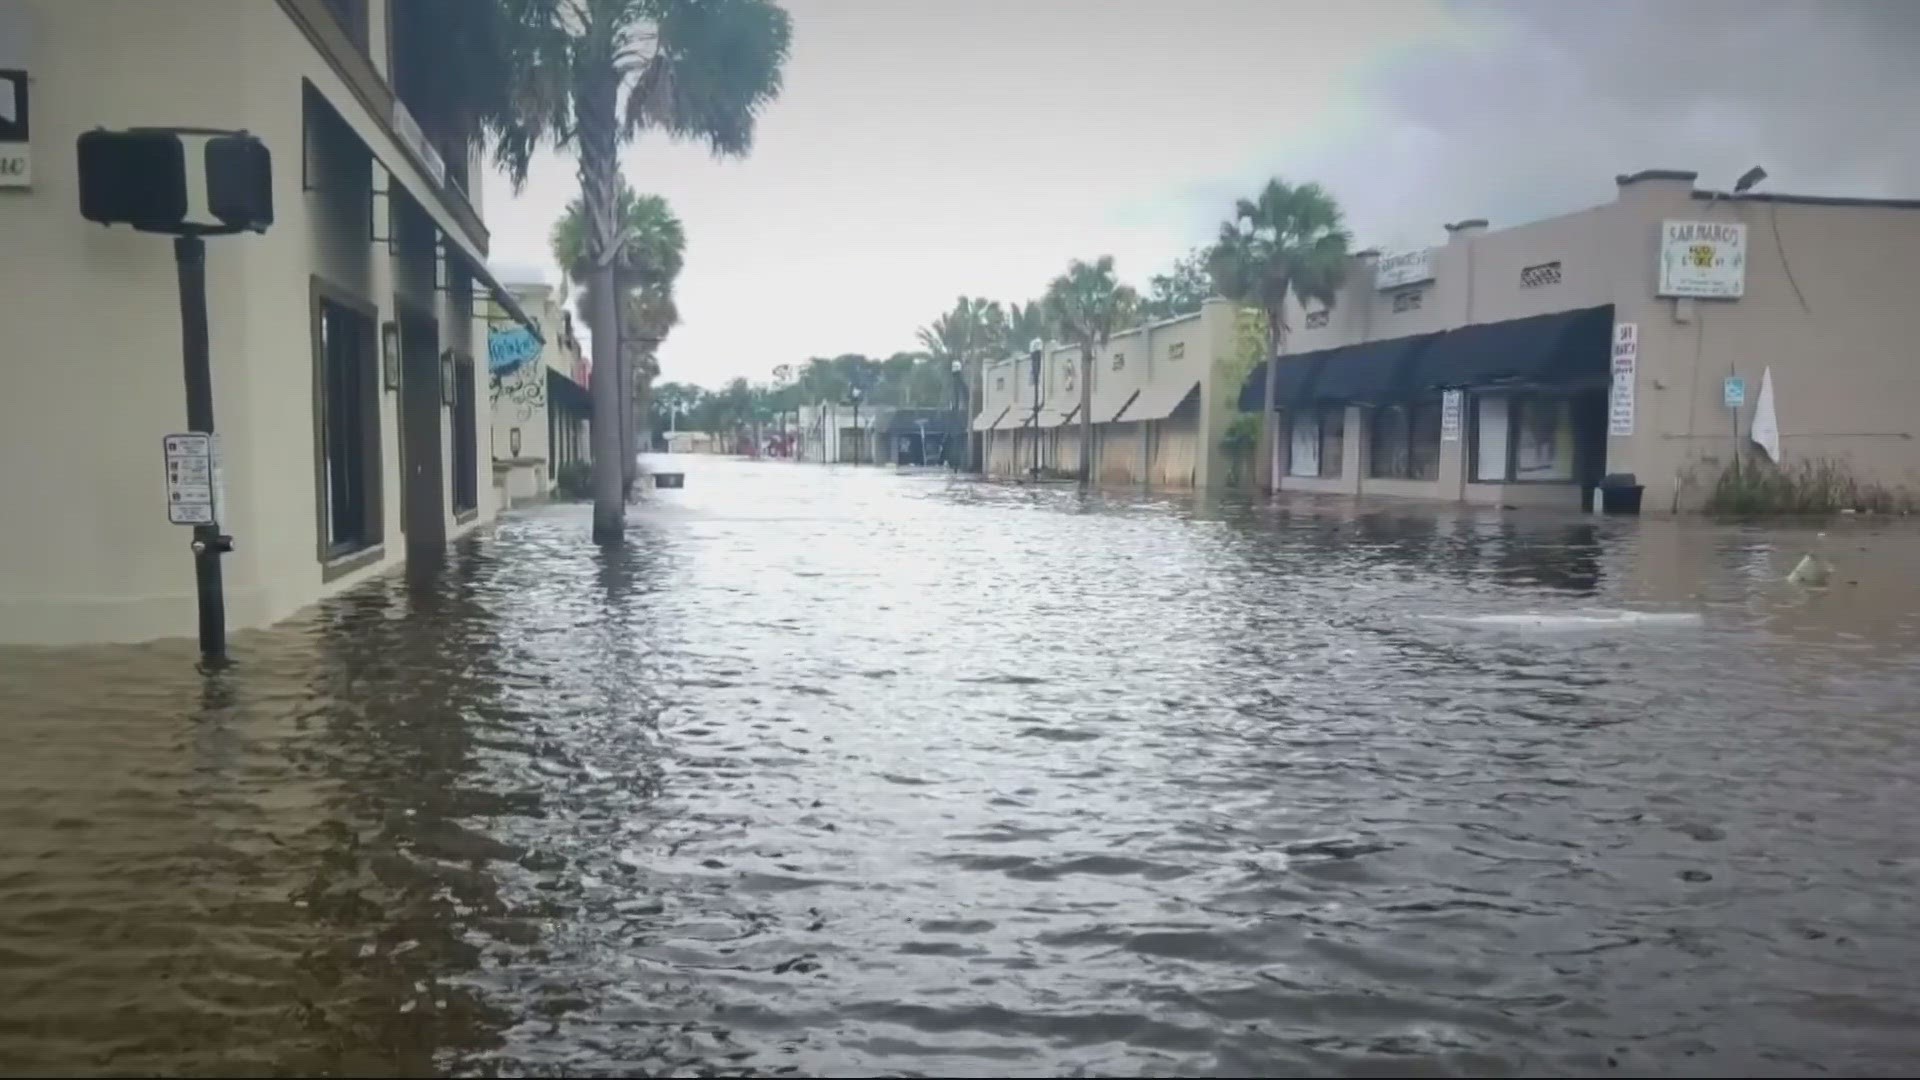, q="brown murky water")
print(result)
[5,457,1920,1076]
